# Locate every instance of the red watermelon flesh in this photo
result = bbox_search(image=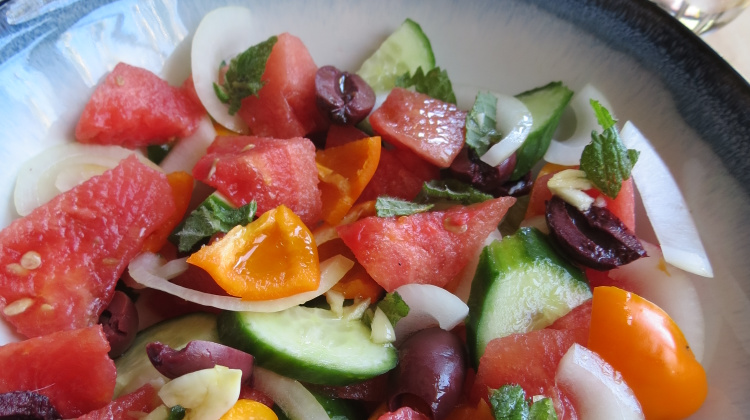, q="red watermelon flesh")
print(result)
[75,63,205,148]
[336,197,515,292]
[357,147,440,203]
[369,87,466,168]
[238,33,329,138]
[0,325,116,418]
[471,302,592,420]
[192,135,322,226]
[0,155,175,338]
[77,383,161,420]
